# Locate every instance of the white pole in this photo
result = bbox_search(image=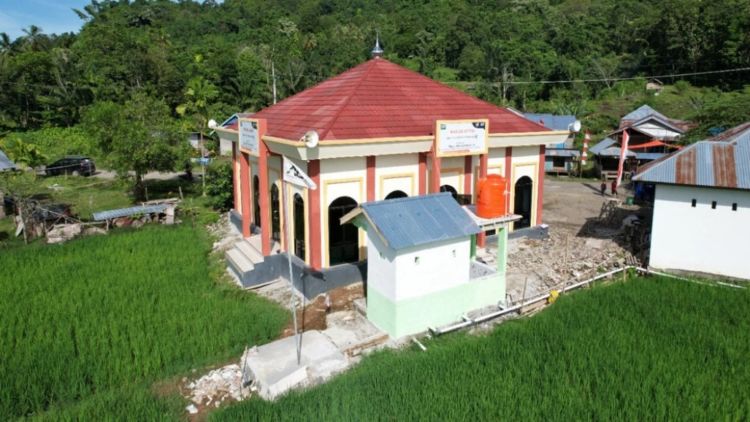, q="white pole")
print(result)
[271,61,277,105]
[282,179,301,364]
